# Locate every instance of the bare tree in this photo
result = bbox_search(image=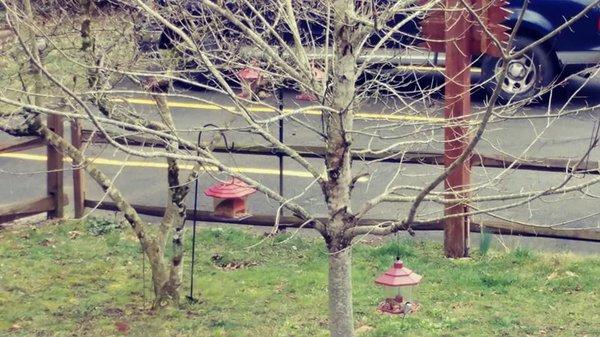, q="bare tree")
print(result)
[1,0,599,336]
